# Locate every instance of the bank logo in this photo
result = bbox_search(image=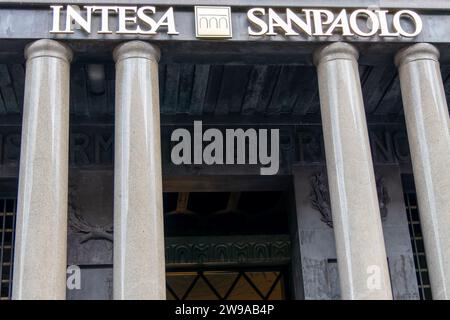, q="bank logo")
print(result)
[195,6,232,38]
